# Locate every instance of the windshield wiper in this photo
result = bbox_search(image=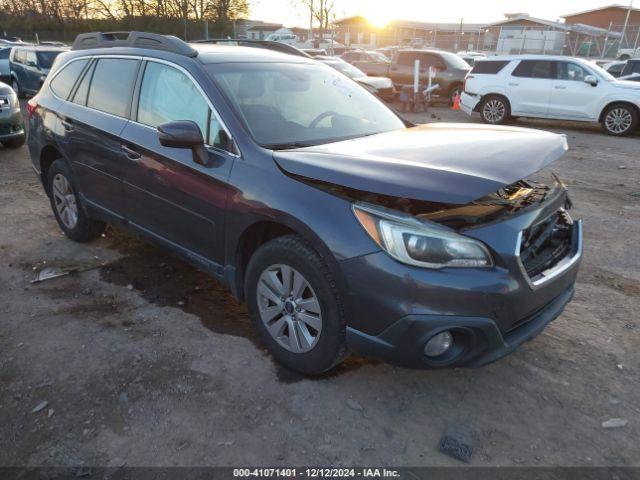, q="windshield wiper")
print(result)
[262,142,314,150]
